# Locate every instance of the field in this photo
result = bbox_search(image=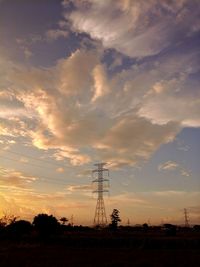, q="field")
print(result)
[0,229,199,267]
